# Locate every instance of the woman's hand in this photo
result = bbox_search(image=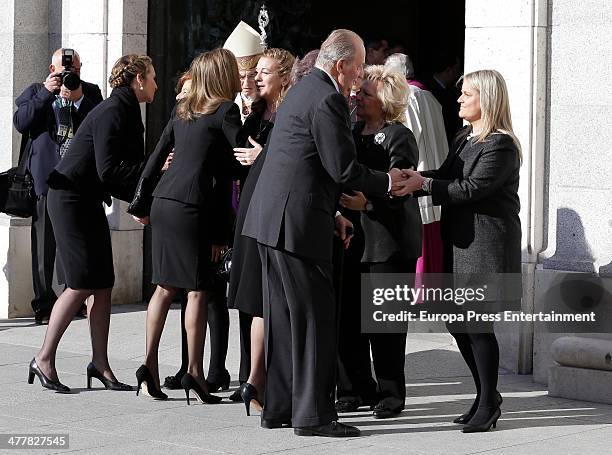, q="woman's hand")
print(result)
[234,136,262,166]
[340,191,368,211]
[391,169,424,196]
[161,151,174,172]
[212,245,229,263]
[132,215,150,225]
